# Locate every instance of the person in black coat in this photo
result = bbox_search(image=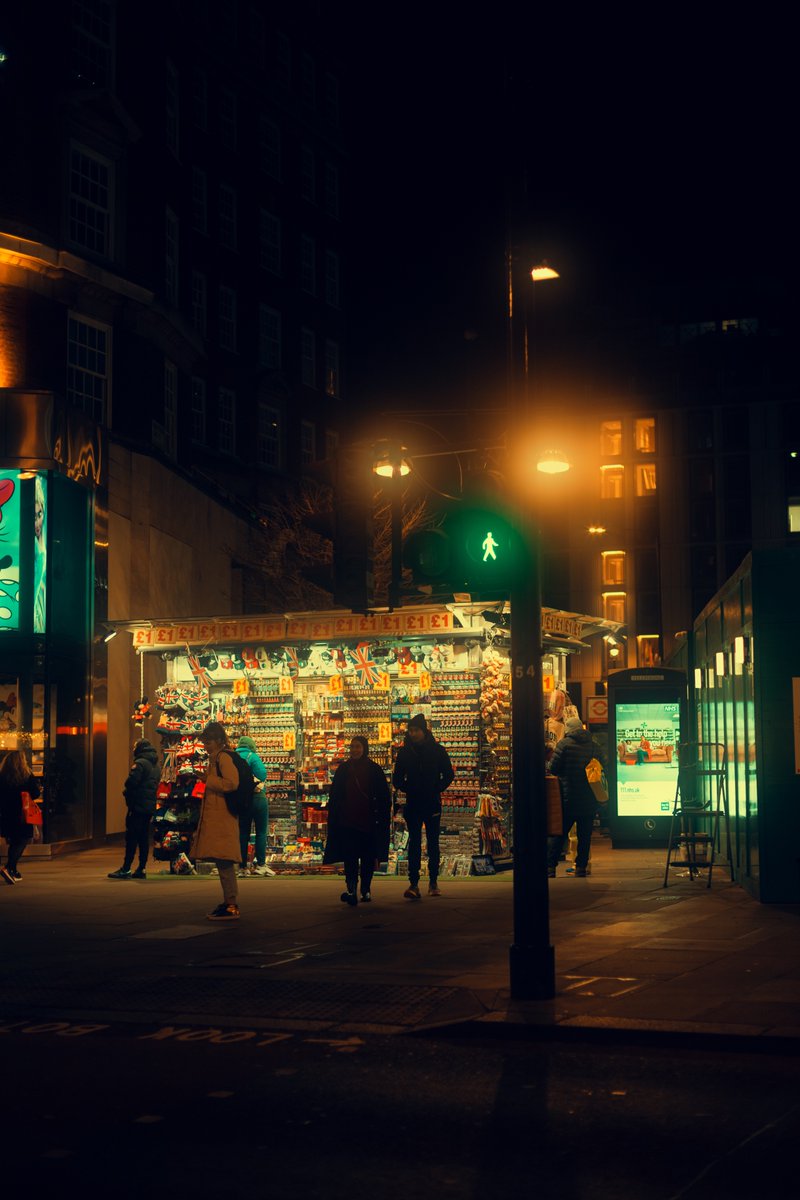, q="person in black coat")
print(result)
[392,714,454,899]
[547,716,601,878]
[323,736,391,905]
[108,739,160,880]
[0,750,41,884]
